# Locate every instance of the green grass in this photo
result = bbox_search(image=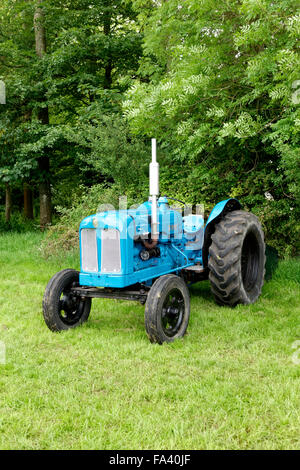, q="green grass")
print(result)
[0,232,299,450]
